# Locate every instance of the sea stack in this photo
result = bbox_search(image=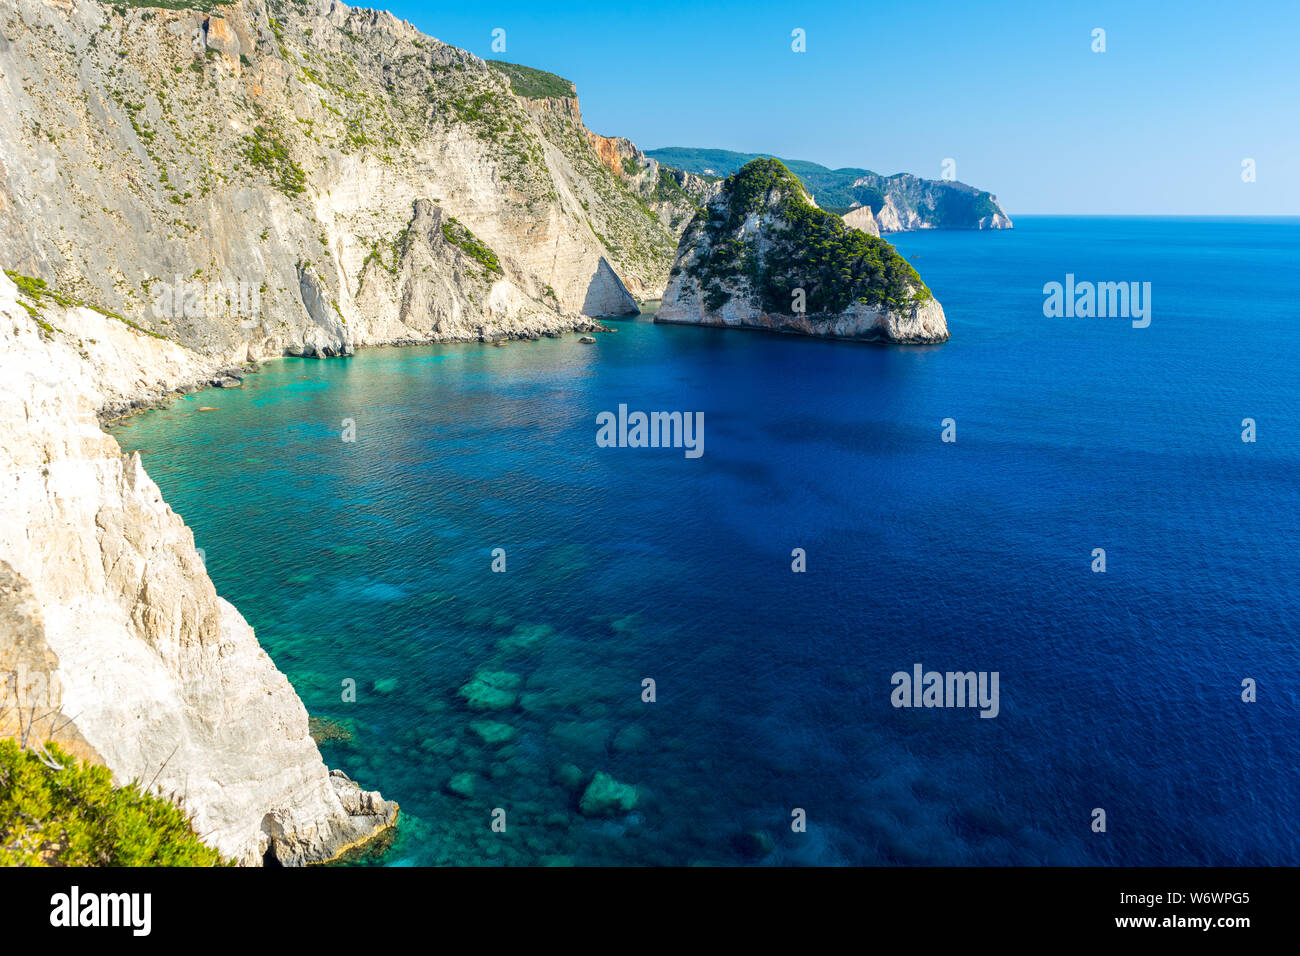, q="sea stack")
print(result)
[656,159,948,344]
